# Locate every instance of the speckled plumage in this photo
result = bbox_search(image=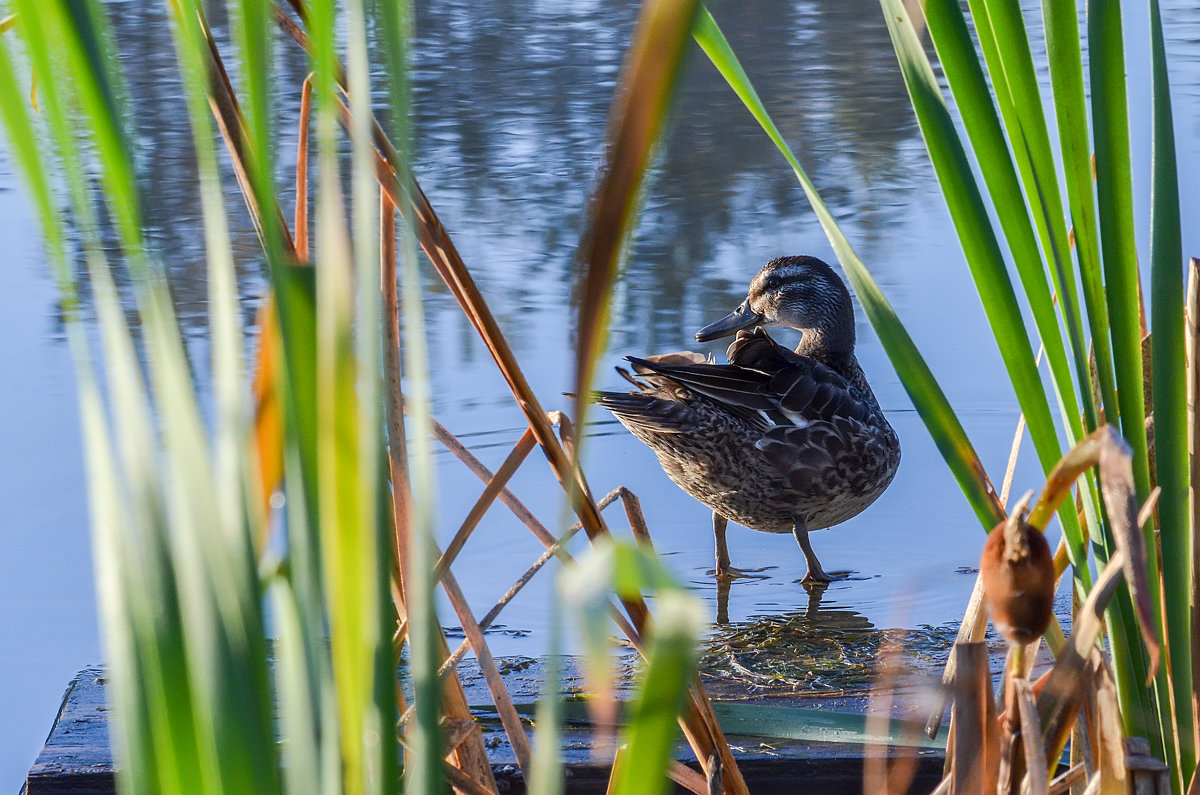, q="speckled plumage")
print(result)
[597,256,900,582]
